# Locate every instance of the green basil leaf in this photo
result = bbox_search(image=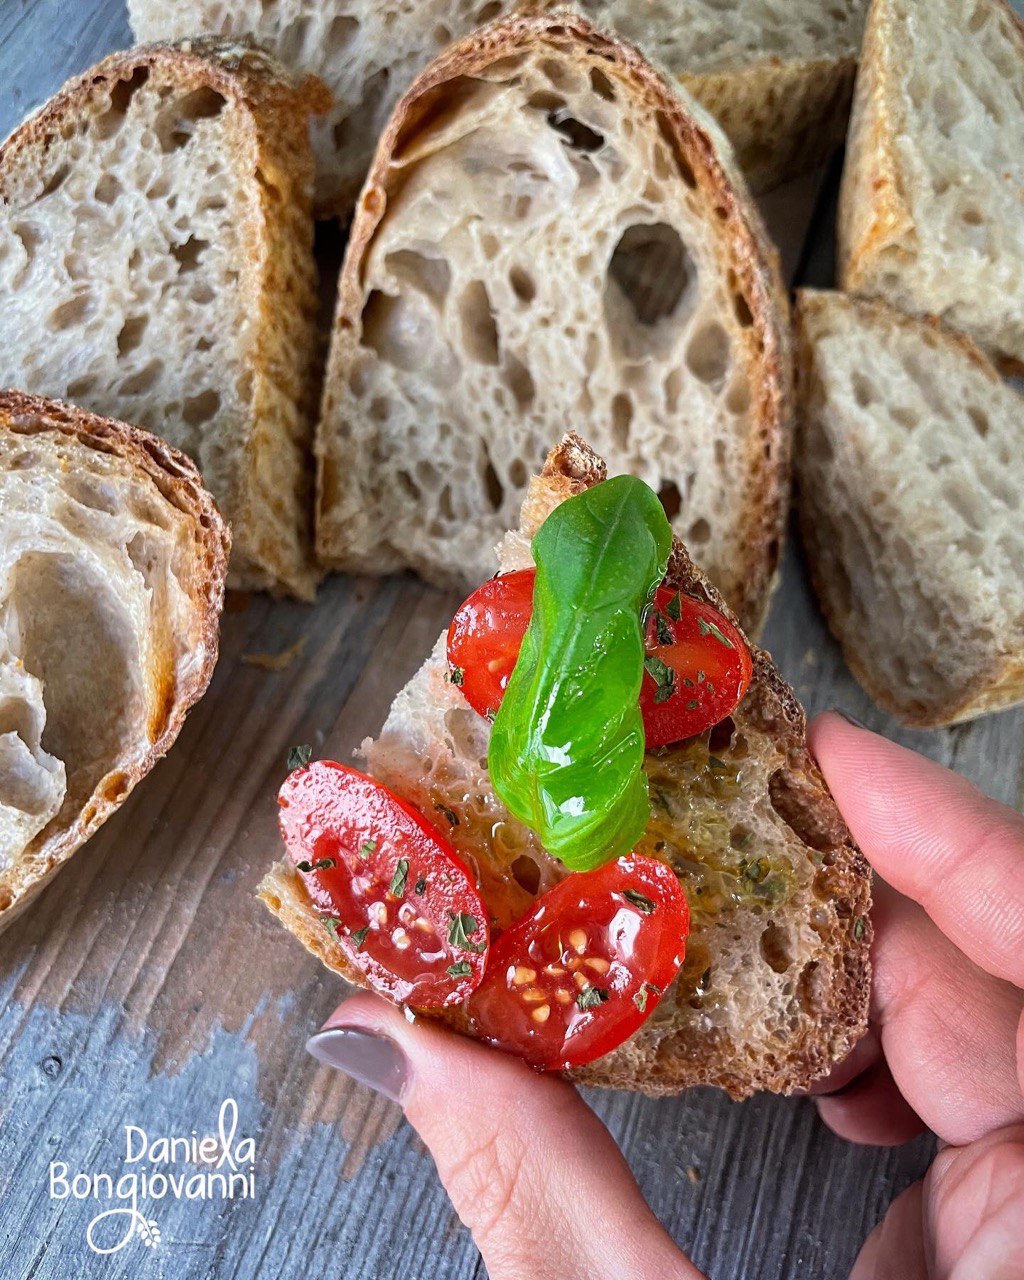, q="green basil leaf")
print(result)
[488,476,671,871]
